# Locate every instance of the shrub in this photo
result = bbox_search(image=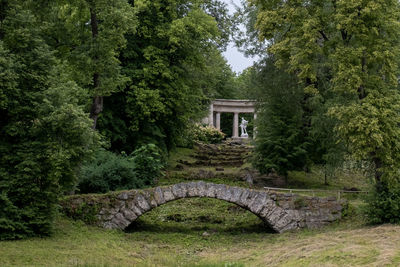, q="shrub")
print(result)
[364,181,400,224]
[77,144,164,194]
[178,123,225,147]
[130,143,164,186]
